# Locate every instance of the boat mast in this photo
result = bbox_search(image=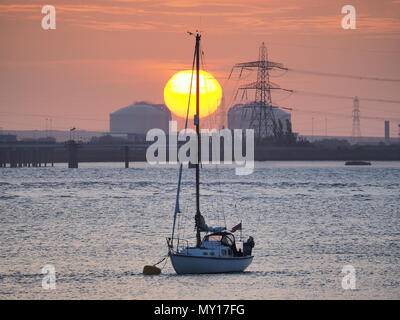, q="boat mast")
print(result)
[195,32,201,248]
